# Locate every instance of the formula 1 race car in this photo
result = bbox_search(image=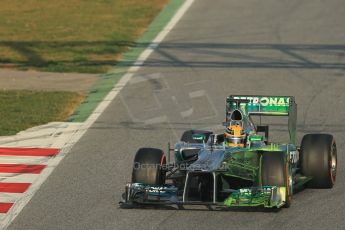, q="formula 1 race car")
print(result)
[120,95,337,208]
